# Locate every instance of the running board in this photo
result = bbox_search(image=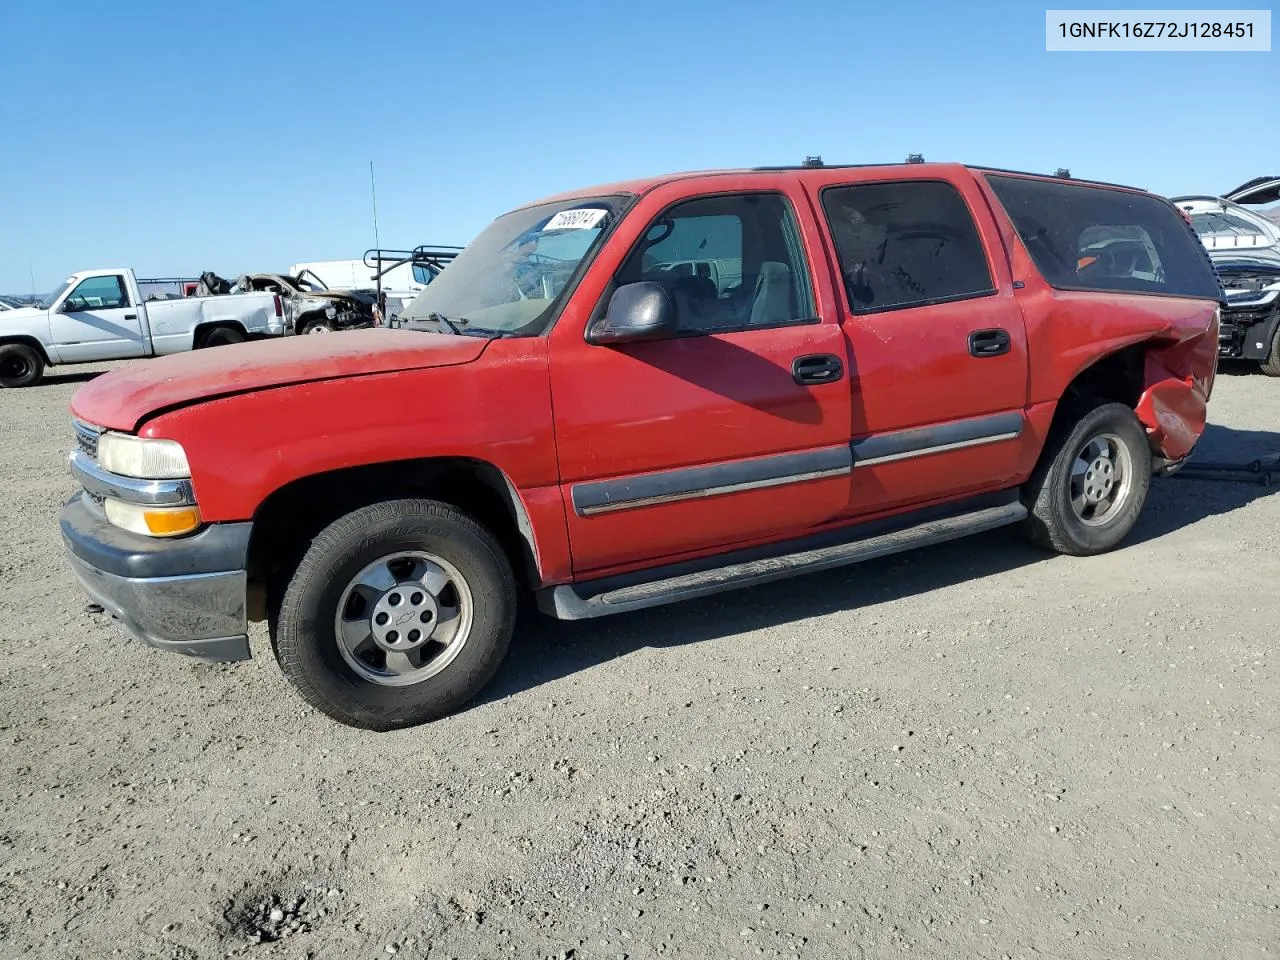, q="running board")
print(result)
[538,497,1027,621]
